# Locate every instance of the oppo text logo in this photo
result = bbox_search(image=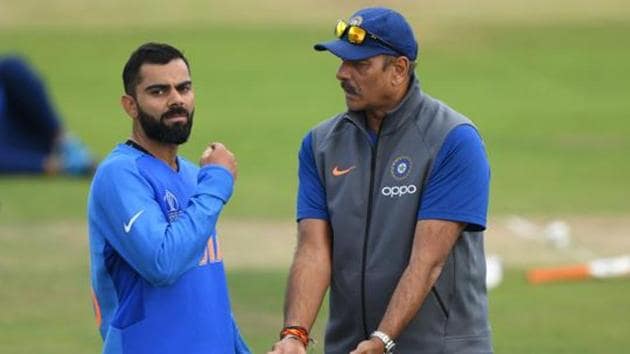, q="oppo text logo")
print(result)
[381,184,417,198]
